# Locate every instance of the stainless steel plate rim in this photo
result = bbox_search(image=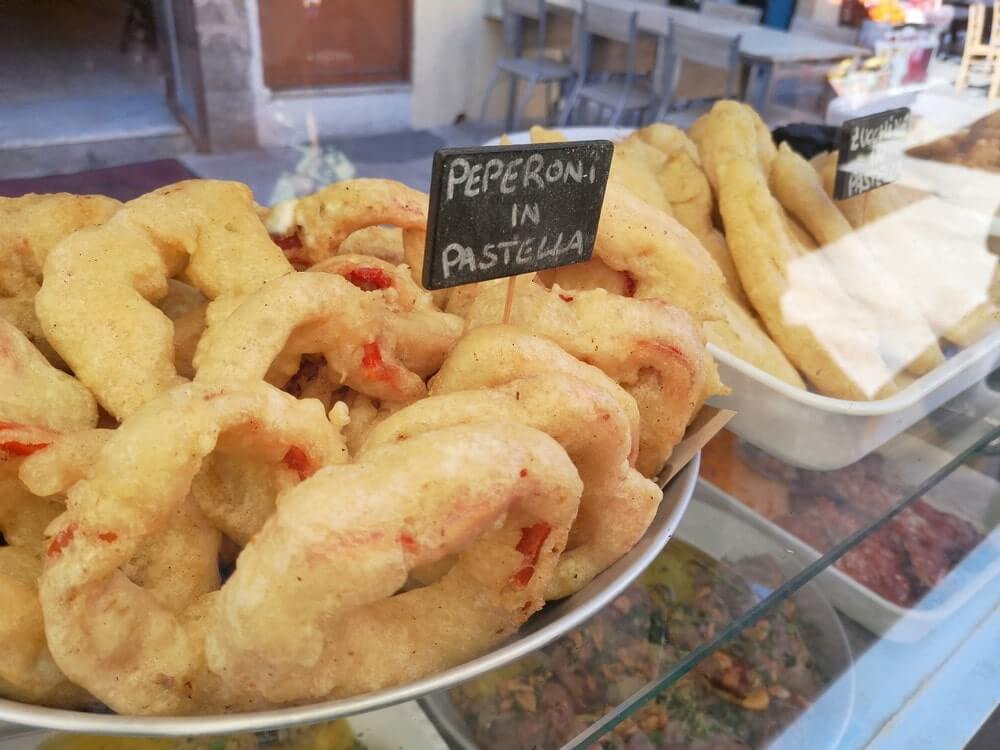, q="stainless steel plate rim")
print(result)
[0,457,698,736]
